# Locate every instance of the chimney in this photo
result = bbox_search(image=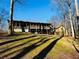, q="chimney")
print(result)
[75,0,79,16]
